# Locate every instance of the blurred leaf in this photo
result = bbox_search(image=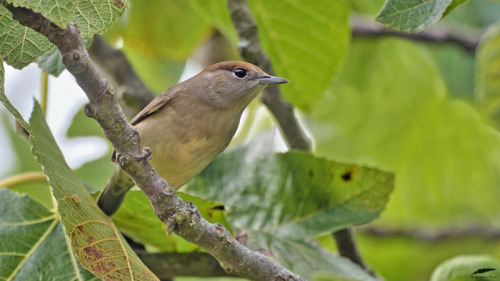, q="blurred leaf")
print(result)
[112,191,229,253]
[73,0,129,38]
[67,104,105,138]
[305,38,500,226]
[190,0,239,46]
[0,65,158,279]
[430,255,500,281]
[121,46,185,94]
[248,0,350,112]
[476,21,500,129]
[0,5,53,69]
[423,43,474,101]
[109,0,211,60]
[6,0,77,28]
[355,233,500,281]
[376,0,468,33]
[0,189,98,280]
[75,152,114,191]
[346,0,386,14]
